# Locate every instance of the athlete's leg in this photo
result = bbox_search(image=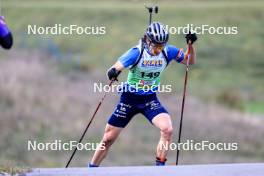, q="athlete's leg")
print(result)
[89,92,138,167]
[141,94,172,165]
[152,113,173,164]
[90,124,122,166]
